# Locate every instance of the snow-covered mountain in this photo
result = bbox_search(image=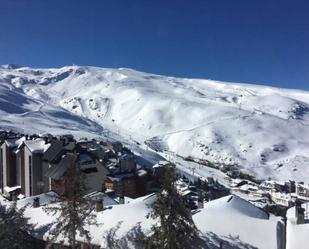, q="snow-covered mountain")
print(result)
[1,64,309,182]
